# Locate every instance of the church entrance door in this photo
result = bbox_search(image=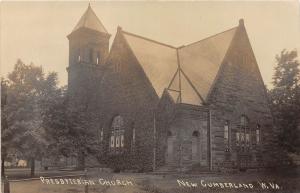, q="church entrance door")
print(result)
[182,140,192,163]
[192,137,199,161]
